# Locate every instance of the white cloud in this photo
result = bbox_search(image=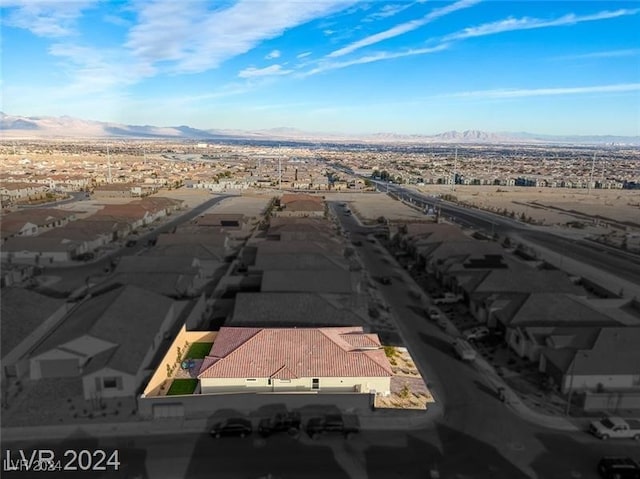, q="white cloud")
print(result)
[328,0,480,58]
[364,3,415,22]
[297,51,312,59]
[553,49,640,60]
[443,83,640,99]
[265,49,281,59]
[238,64,293,78]
[442,8,640,42]
[301,43,450,76]
[48,43,155,94]
[126,0,356,74]
[2,0,99,37]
